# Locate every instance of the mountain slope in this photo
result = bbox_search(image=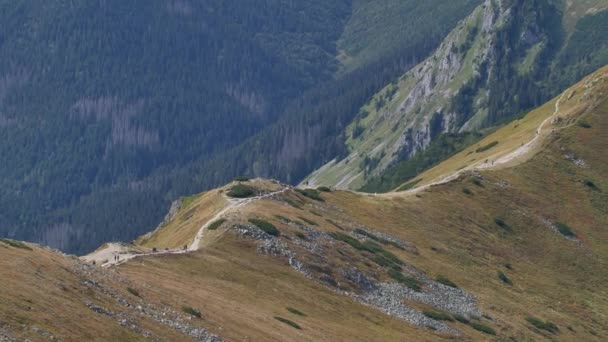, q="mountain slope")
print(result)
[306,0,608,190]
[0,0,482,255]
[3,67,606,341]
